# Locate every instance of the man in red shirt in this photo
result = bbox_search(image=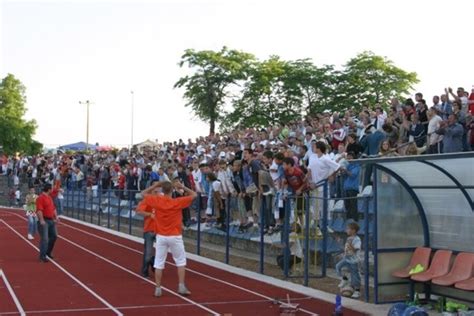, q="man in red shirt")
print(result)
[282,157,307,195]
[282,157,307,221]
[35,183,58,262]
[137,181,197,297]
